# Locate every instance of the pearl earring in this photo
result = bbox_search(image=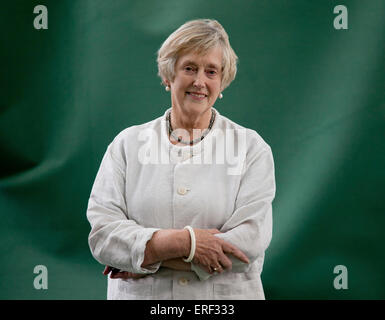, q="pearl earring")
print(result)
[165,85,170,91]
[219,93,223,99]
